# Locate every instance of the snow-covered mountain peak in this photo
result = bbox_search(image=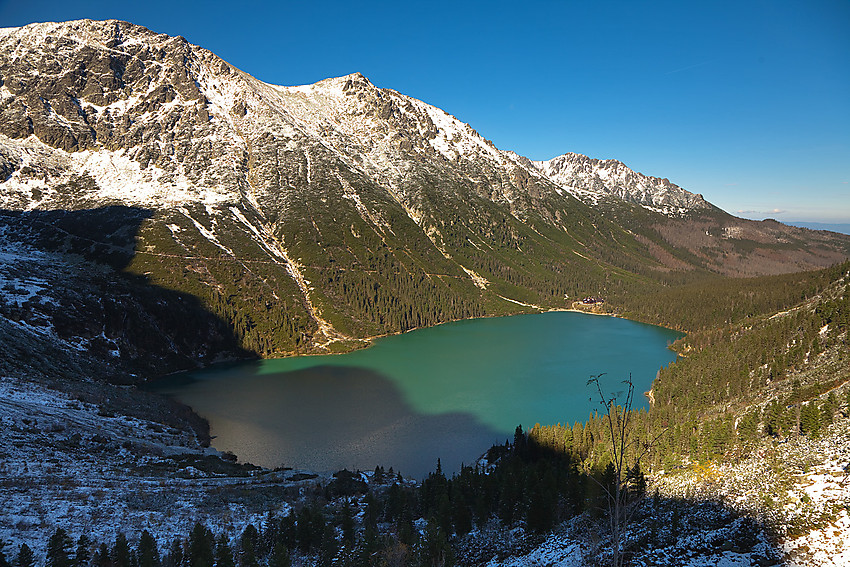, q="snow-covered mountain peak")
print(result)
[0,19,170,54]
[0,17,727,224]
[286,72,374,97]
[533,152,710,214]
